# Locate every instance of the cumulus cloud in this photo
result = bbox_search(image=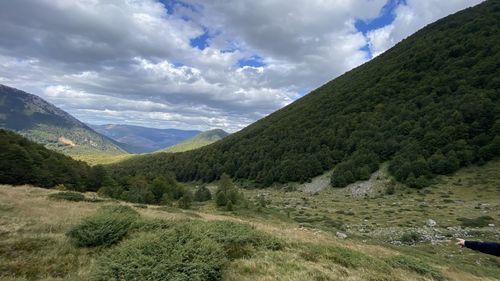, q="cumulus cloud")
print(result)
[0,0,484,132]
[367,0,485,57]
